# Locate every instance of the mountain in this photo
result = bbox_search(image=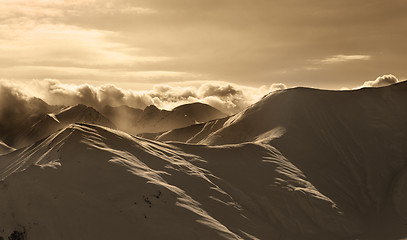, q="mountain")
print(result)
[153,82,407,146]
[1,100,225,148]
[26,104,116,144]
[101,105,144,134]
[131,81,407,238]
[0,82,407,239]
[0,97,57,148]
[171,102,227,123]
[165,81,407,236]
[102,102,227,135]
[198,82,407,223]
[138,102,227,134]
[145,117,229,143]
[201,81,407,145]
[54,104,115,127]
[3,104,115,148]
[0,123,359,240]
